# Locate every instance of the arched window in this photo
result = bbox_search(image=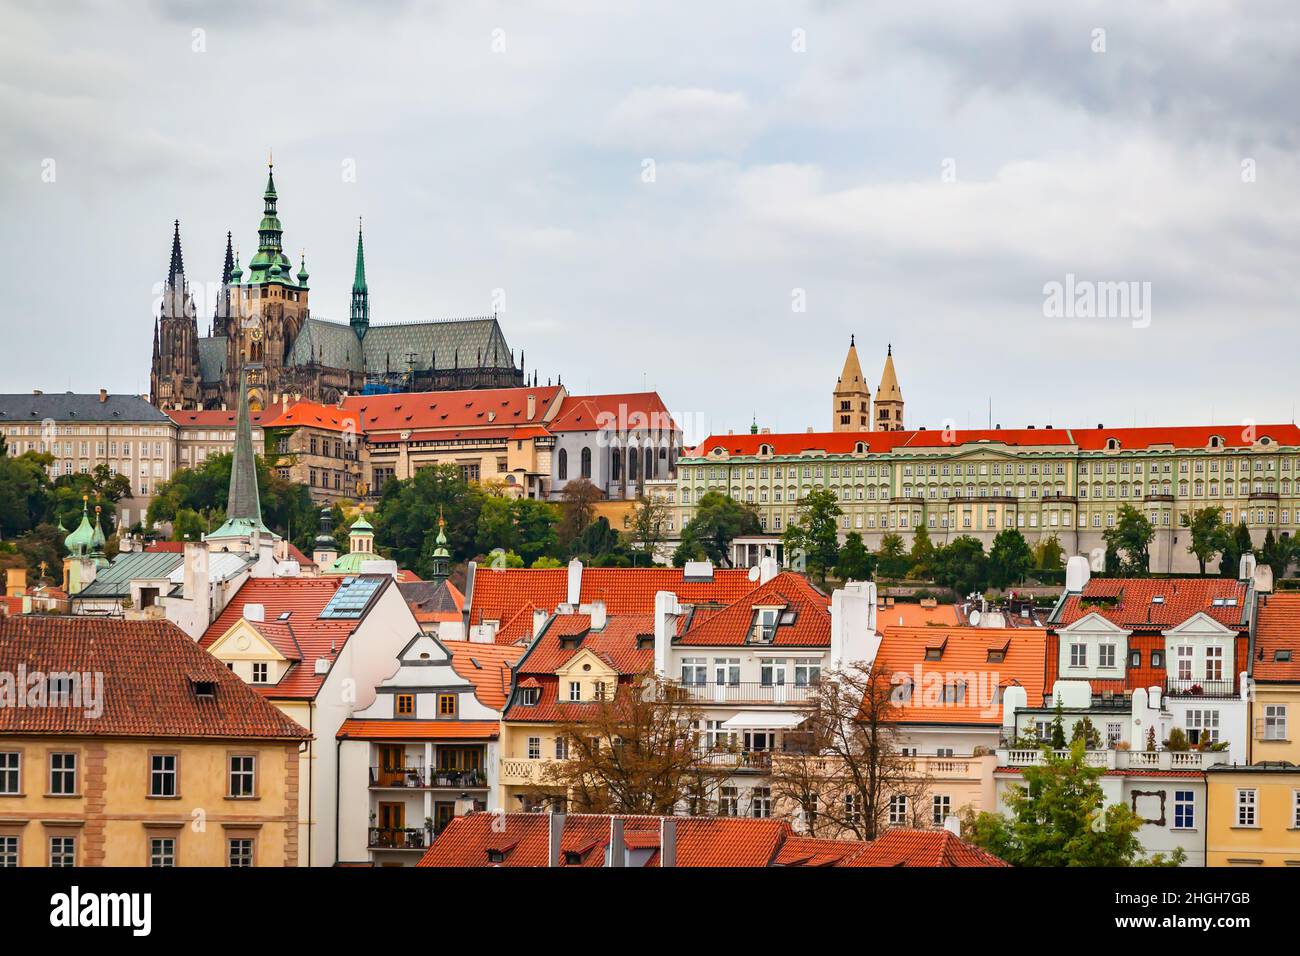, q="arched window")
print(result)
[645,447,654,479]
[580,446,592,479]
[611,447,621,481]
[558,448,568,481]
[629,449,639,481]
